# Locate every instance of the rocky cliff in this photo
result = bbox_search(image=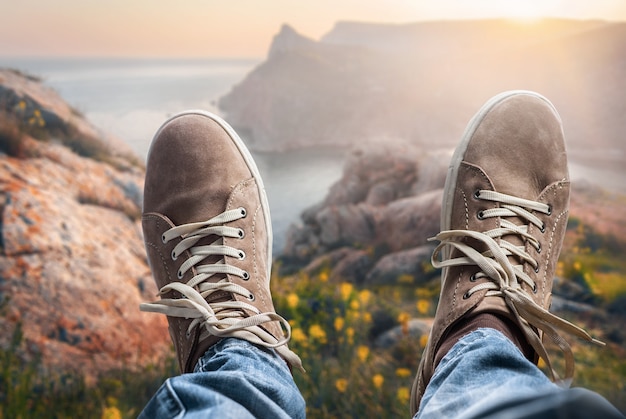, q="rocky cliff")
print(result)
[219,19,626,165]
[0,69,170,379]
